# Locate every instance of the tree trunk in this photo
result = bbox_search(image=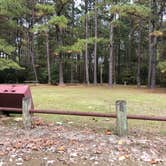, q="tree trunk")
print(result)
[148,0,158,89]
[109,20,114,87]
[85,0,89,85]
[59,29,64,85]
[93,0,98,85]
[117,36,121,83]
[100,65,103,84]
[70,0,75,83]
[29,0,38,82]
[45,31,51,84]
[148,20,153,87]
[31,34,38,82]
[70,61,74,83]
[27,32,38,82]
[59,54,64,85]
[113,44,116,85]
[151,36,157,88]
[128,19,134,70]
[136,27,141,87]
[128,32,132,70]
